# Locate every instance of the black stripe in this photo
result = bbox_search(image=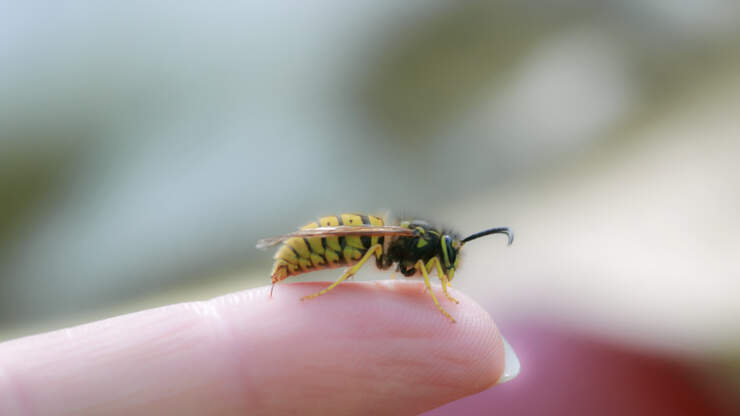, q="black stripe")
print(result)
[287,245,302,260]
[317,217,329,254]
[360,214,370,225]
[361,235,371,249]
[303,237,313,254]
[337,215,346,249]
